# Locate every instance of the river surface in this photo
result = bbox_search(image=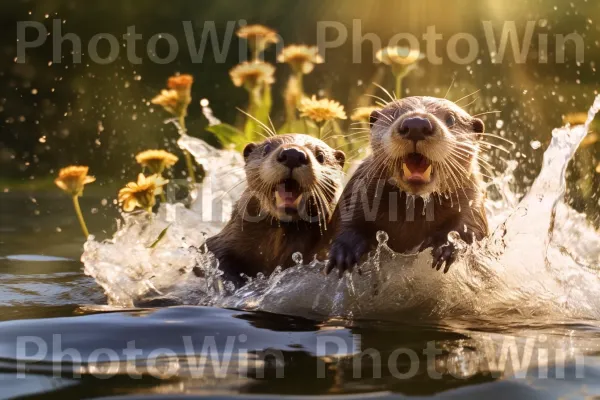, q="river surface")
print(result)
[1,98,600,399]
